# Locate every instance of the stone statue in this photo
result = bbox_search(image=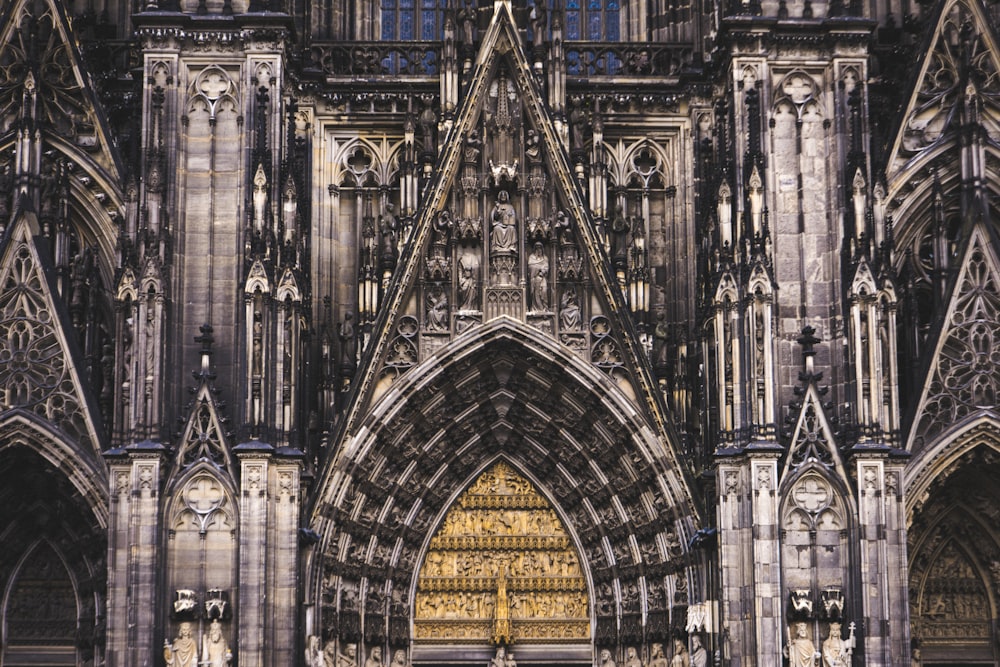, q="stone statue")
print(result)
[338,643,358,667]
[365,646,383,667]
[490,647,508,667]
[689,635,707,667]
[822,622,849,667]
[784,622,817,667]
[530,1,547,47]
[653,311,670,366]
[324,640,339,667]
[163,622,198,667]
[379,204,399,260]
[465,129,483,162]
[201,620,231,667]
[426,285,449,330]
[491,191,517,254]
[610,205,630,264]
[559,287,581,330]
[569,102,587,152]
[525,129,541,162]
[305,635,324,667]
[649,643,668,667]
[419,96,437,151]
[390,649,409,667]
[339,311,356,367]
[671,639,690,667]
[433,209,453,247]
[624,646,643,667]
[599,648,616,667]
[527,242,549,311]
[458,251,479,310]
[458,0,476,45]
